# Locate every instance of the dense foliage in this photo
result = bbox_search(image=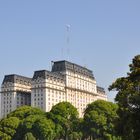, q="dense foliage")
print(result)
[83,100,119,140]
[49,102,83,140]
[0,101,119,140]
[109,55,140,140]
